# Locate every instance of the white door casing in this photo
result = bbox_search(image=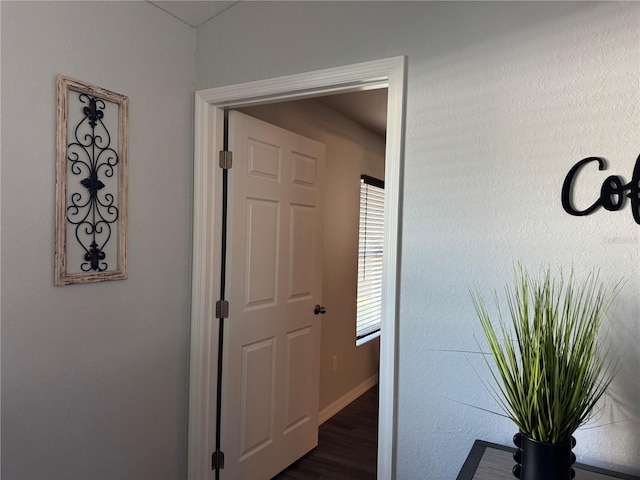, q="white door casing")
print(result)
[223,111,324,478]
[188,56,406,480]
